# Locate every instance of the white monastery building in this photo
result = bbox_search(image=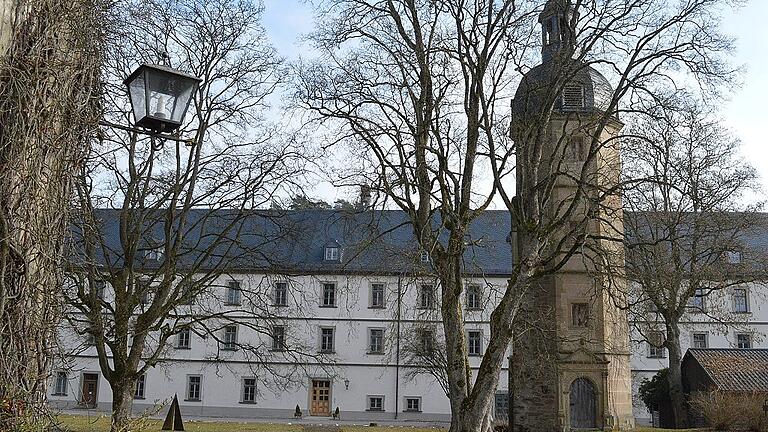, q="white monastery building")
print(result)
[51,209,768,426]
